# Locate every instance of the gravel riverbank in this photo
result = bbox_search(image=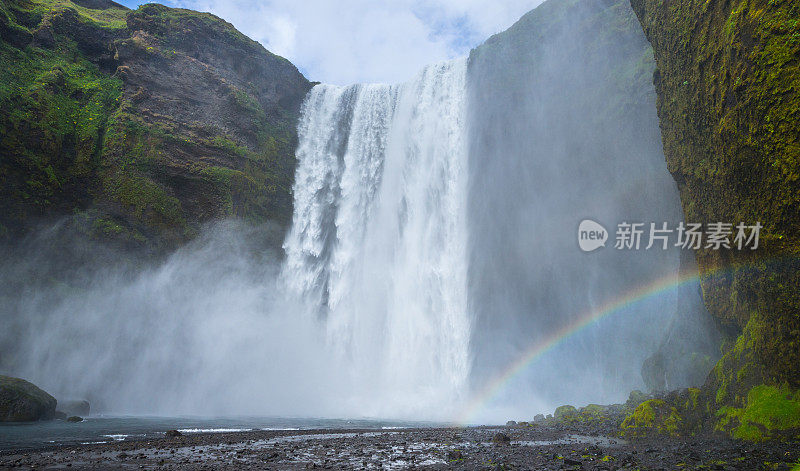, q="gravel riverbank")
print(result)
[1,422,798,470]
